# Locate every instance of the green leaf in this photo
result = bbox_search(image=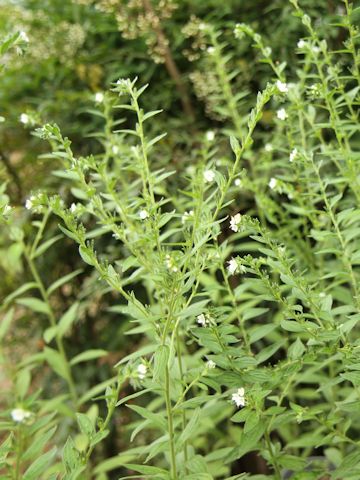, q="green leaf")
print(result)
[22,426,57,462]
[153,345,169,381]
[16,297,50,315]
[123,464,169,477]
[33,234,63,259]
[70,349,107,366]
[126,404,167,431]
[0,309,14,340]
[44,347,70,381]
[58,302,79,337]
[16,368,31,398]
[62,437,81,473]
[288,338,305,360]
[76,413,95,439]
[79,245,94,266]
[47,269,83,295]
[3,282,37,305]
[178,408,201,448]
[23,447,56,480]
